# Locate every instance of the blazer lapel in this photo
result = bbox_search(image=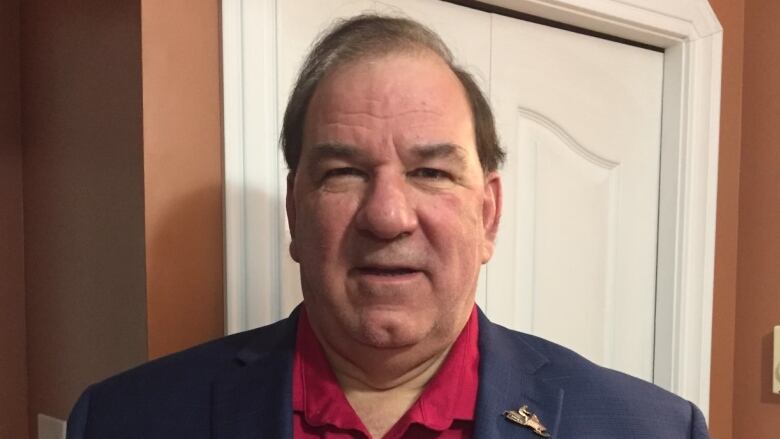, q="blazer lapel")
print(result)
[208,307,564,438]
[474,310,564,439]
[210,312,299,439]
